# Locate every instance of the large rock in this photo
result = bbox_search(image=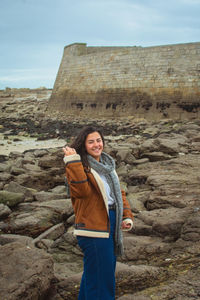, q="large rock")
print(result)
[0,242,54,300]
[130,260,200,300]
[0,190,24,207]
[181,209,200,241]
[116,149,136,164]
[4,181,37,200]
[123,235,171,262]
[127,191,148,213]
[3,207,61,237]
[29,199,73,217]
[116,262,168,295]
[0,162,11,172]
[0,203,11,219]
[156,138,182,154]
[34,191,67,202]
[1,199,72,237]
[10,166,26,175]
[0,233,33,246]
[15,169,64,191]
[38,153,63,169]
[50,185,67,194]
[137,207,191,238]
[34,149,48,157]
[139,137,183,156]
[33,223,65,248]
[145,189,200,210]
[0,172,12,182]
[141,151,172,161]
[139,138,158,154]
